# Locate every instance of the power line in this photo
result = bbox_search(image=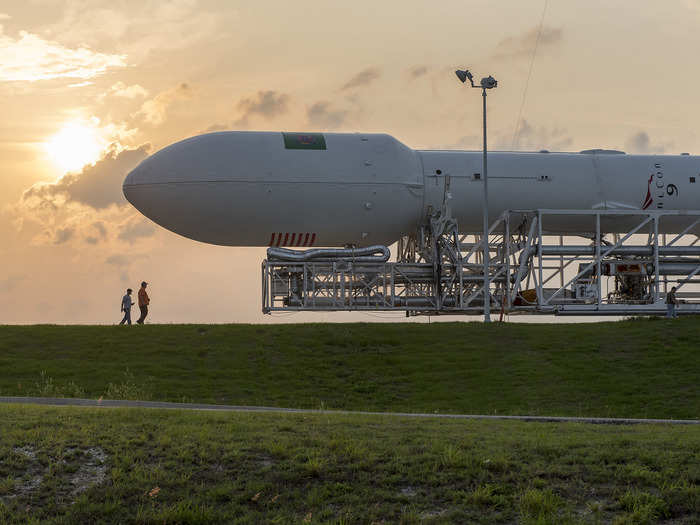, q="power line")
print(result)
[511,0,549,149]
